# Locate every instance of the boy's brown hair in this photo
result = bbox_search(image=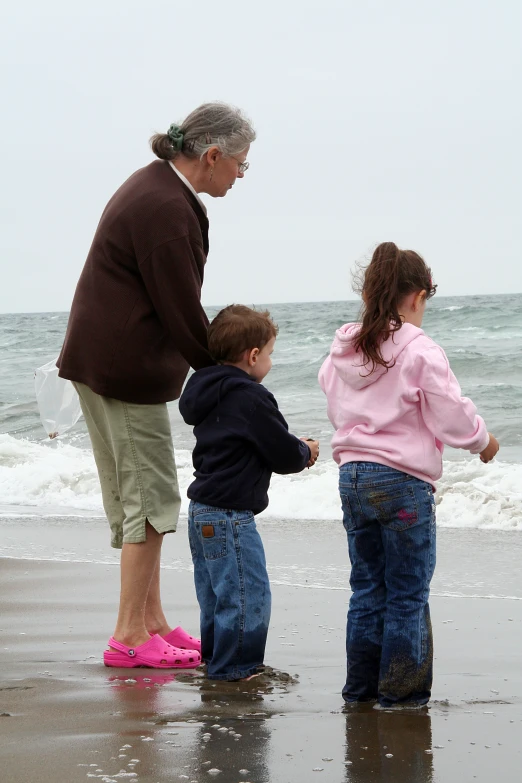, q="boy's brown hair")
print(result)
[208,305,279,363]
